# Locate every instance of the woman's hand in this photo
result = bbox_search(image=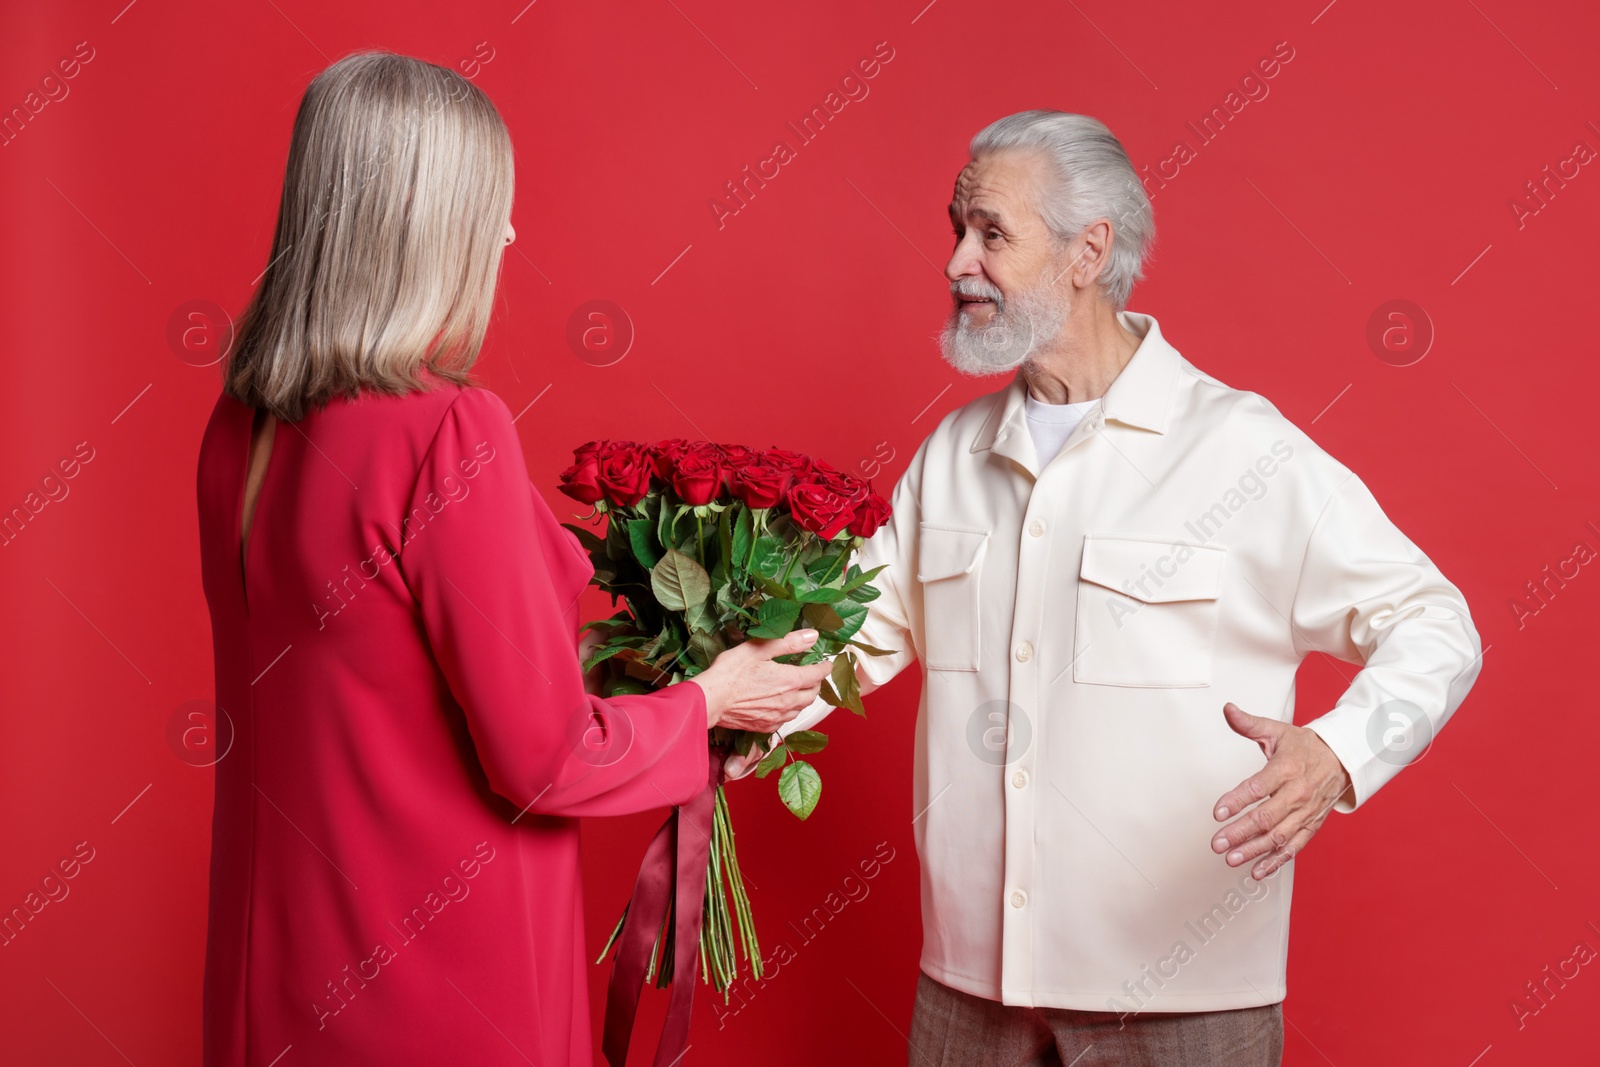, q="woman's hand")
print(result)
[691,629,832,733]
[724,737,779,780]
